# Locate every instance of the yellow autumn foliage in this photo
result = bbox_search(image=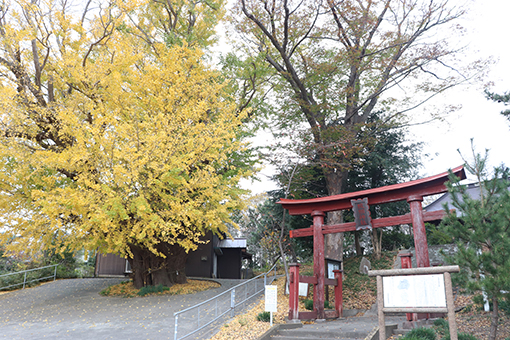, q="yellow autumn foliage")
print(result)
[0,0,250,260]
